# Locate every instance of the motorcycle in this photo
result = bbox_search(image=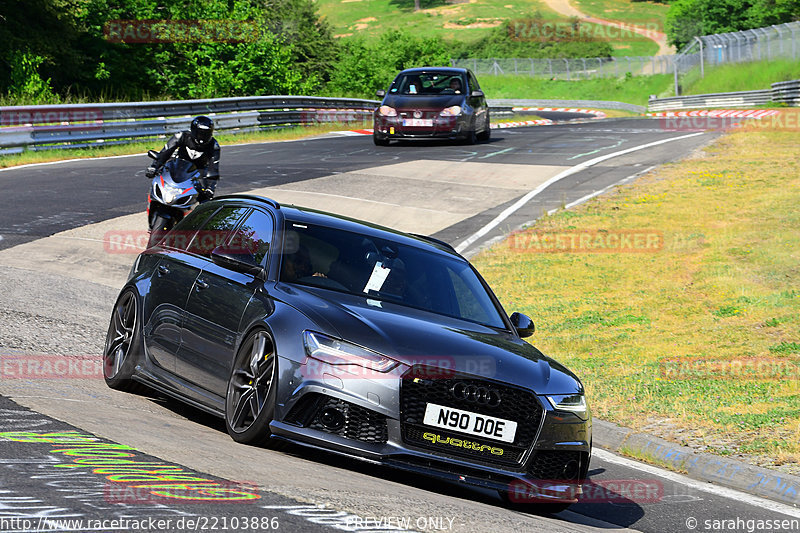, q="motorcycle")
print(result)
[145,150,202,248]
